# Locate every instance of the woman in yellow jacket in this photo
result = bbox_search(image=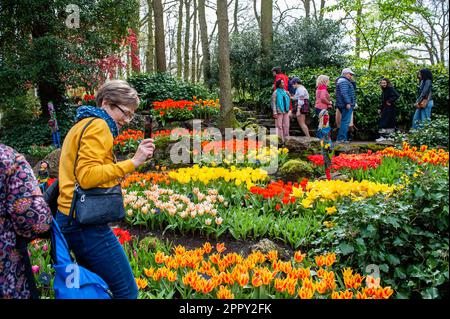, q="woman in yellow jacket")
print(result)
[56,80,155,299]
